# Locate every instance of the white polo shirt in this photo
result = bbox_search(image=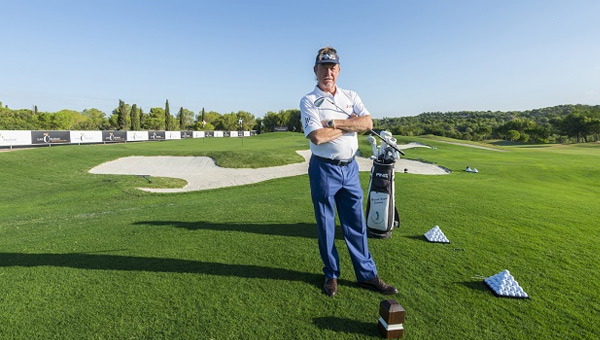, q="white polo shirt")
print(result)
[300,85,370,160]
